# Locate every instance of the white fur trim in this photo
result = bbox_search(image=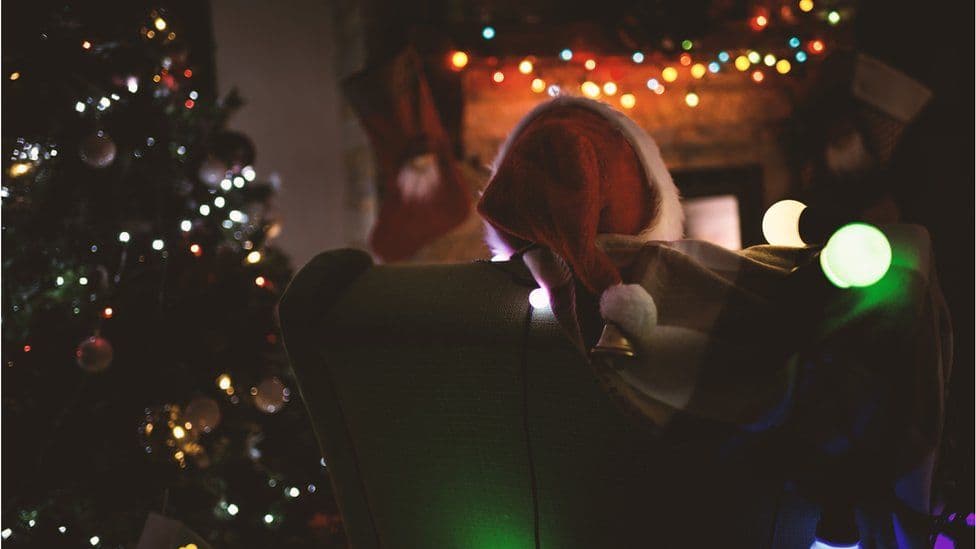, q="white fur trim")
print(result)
[600,283,657,341]
[491,97,683,241]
